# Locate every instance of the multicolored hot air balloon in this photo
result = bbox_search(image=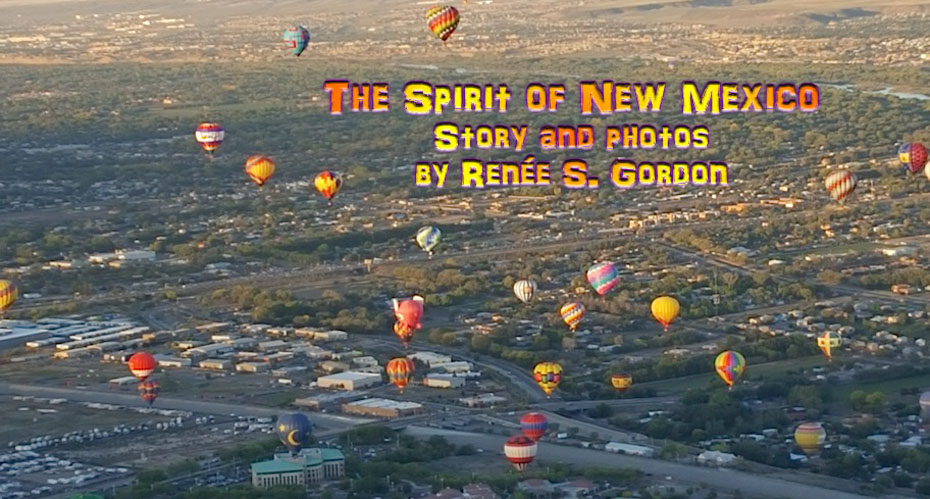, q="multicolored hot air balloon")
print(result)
[194,122,224,157]
[503,435,537,472]
[651,296,680,332]
[824,169,856,204]
[245,155,276,188]
[314,171,343,204]
[533,362,562,398]
[611,373,633,391]
[794,422,826,456]
[714,350,745,390]
[899,142,928,175]
[283,26,311,56]
[128,352,156,381]
[276,412,313,456]
[426,6,460,43]
[513,280,536,304]
[559,302,585,332]
[817,331,841,361]
[519,413,548,442]
[393,321,415,348]
[0,280,17,316]
[920,391,930,421]
[138,380,160,407]
[386,357,415,393]
[587,262,619,295]
[416,226,441,257]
